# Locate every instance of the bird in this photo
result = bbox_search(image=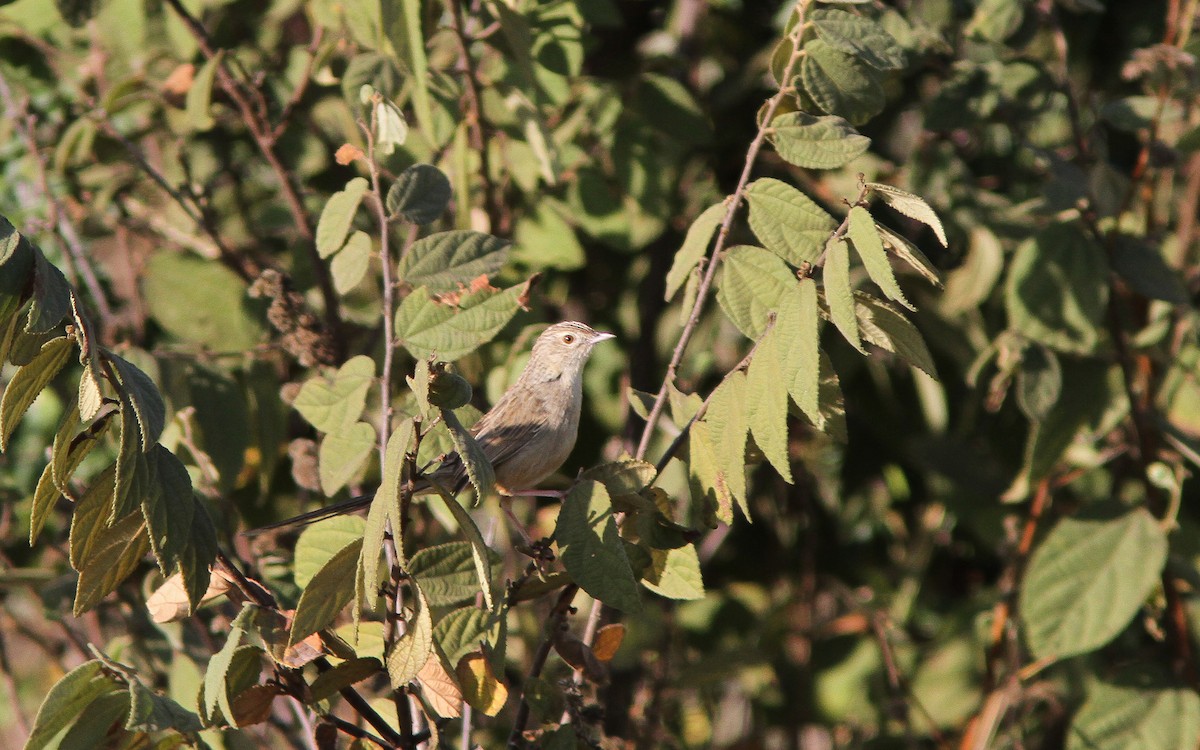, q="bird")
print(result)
[249,321,614,533]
